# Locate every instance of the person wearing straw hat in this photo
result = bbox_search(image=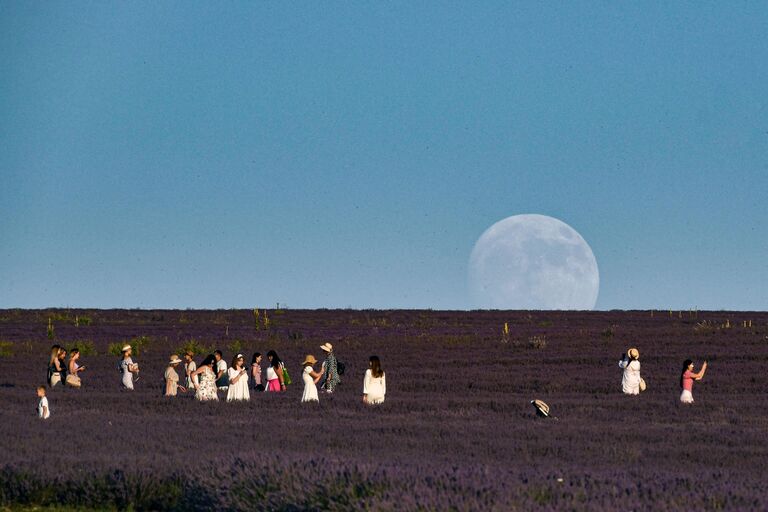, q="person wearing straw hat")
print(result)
[301,354,324,403]
[119,345,139,390]
[226,353,250,402]
[164,355,186,397]
[618,347,643,395]
[318,343,340,394]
